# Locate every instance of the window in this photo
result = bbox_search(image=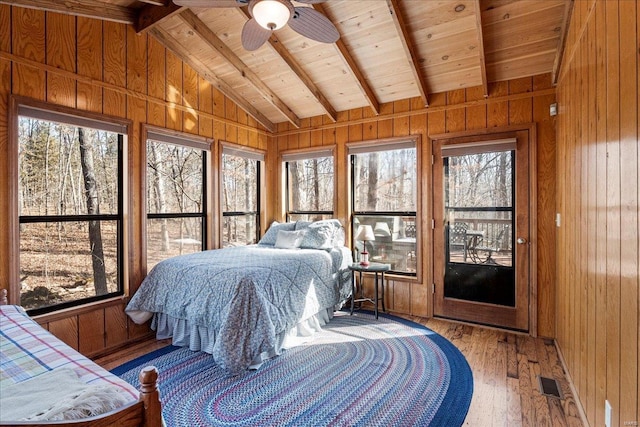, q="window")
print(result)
[221,143,263,247]
[146,129,208,271]
[350,138,419,275]
[284,149,335,222]
[17,104,126,314]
